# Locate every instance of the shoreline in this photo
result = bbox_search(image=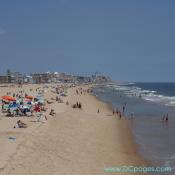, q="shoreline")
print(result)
[91,90,150,163]
[92,92,151,165]
[0,84,150,175]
